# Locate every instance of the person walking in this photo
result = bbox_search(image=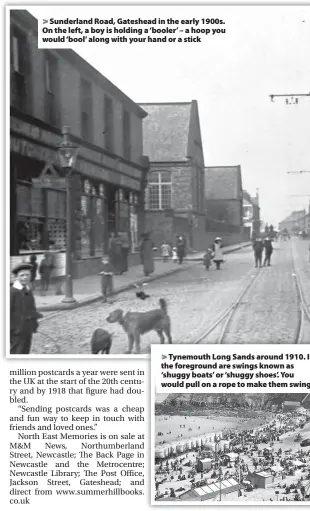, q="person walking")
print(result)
[176,235,186,264]
[139,232,155,276]
[39,252,54,293]
[252,237,264,268]
[263,237,273,266]
[203,248,213,270]
[10,263,41,354]
[172,247,178,263]
[29,254,38,290]
[212,237,224,270]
